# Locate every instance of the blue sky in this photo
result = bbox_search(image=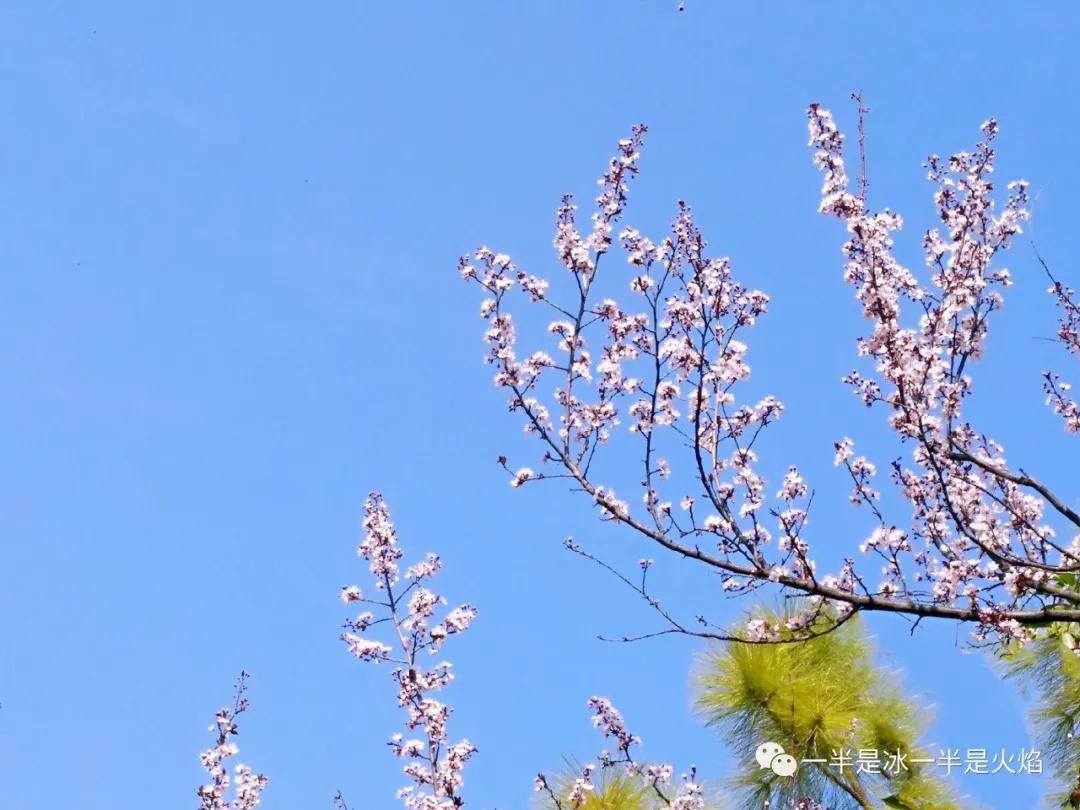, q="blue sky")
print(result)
[2,2,1079,808]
